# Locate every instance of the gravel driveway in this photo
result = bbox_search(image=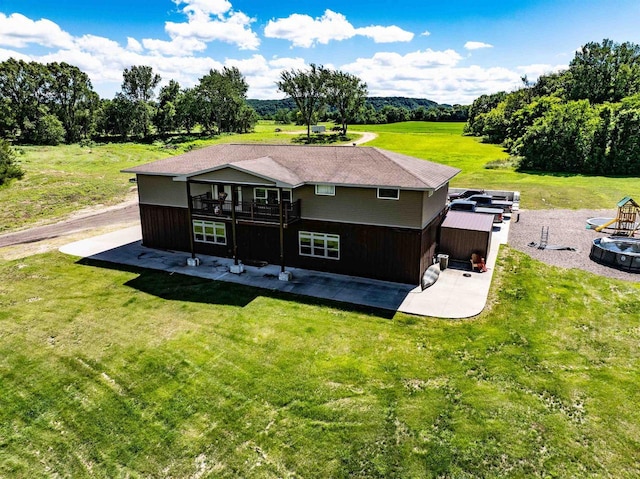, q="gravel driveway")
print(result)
[508,208,638,282]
